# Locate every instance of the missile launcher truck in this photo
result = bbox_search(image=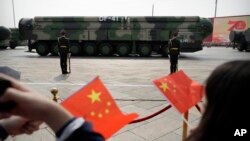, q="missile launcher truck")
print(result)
[0,26,11,41]
[0,28,27,49]
[18,16,213,56]
[229,28,250,51]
